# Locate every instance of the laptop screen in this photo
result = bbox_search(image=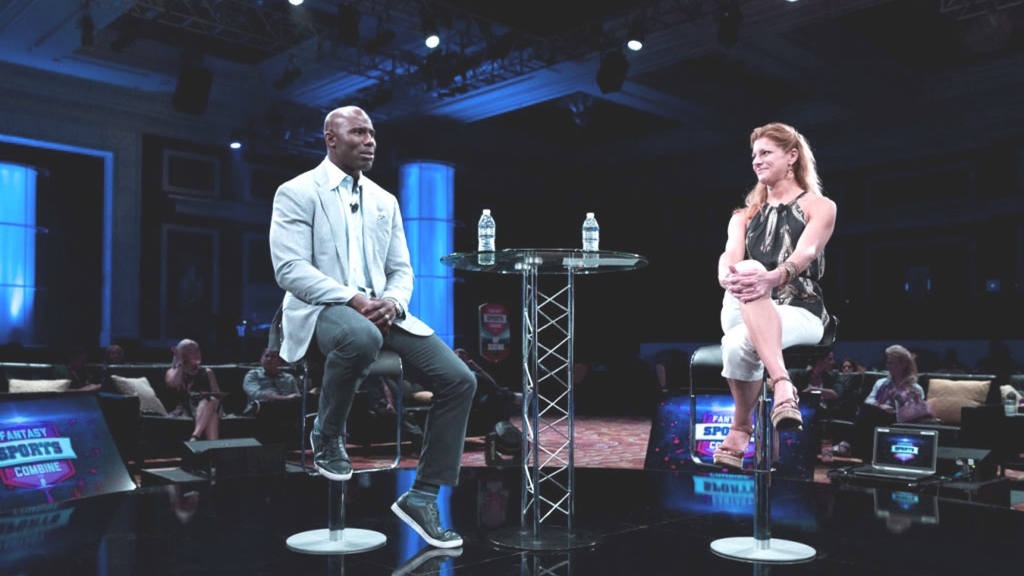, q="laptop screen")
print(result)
[872,428,938,473]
